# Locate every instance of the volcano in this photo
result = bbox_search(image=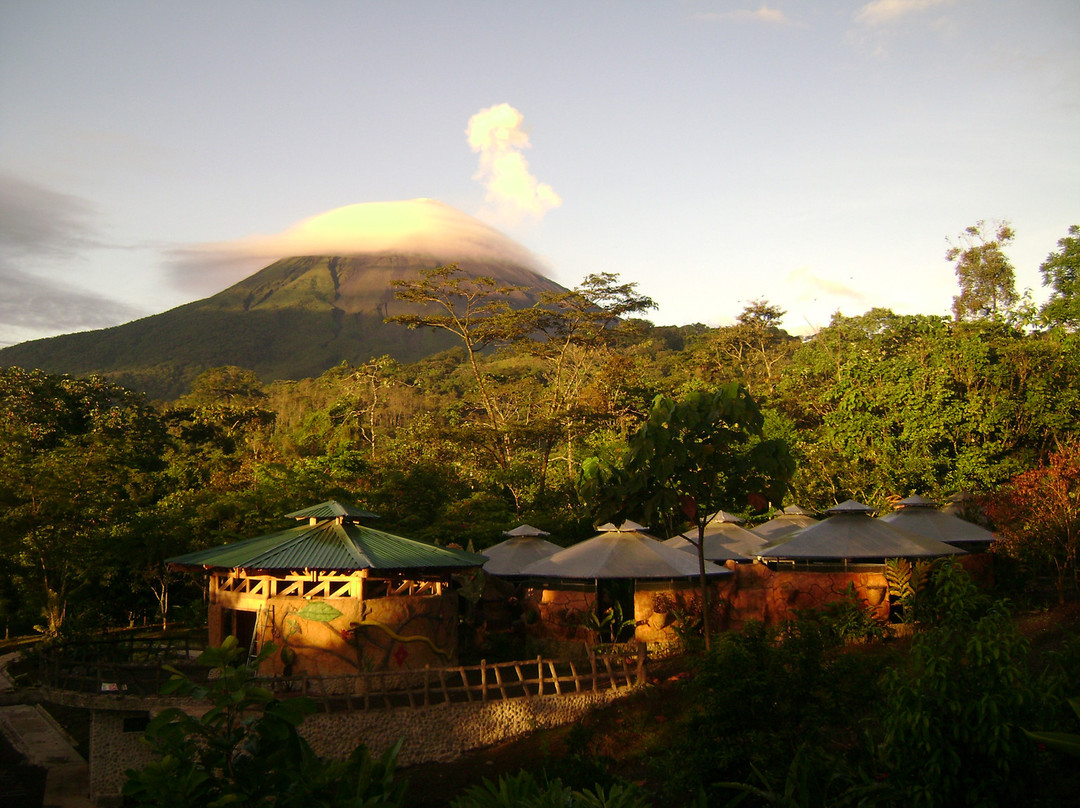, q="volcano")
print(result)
[0,201,567,400]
